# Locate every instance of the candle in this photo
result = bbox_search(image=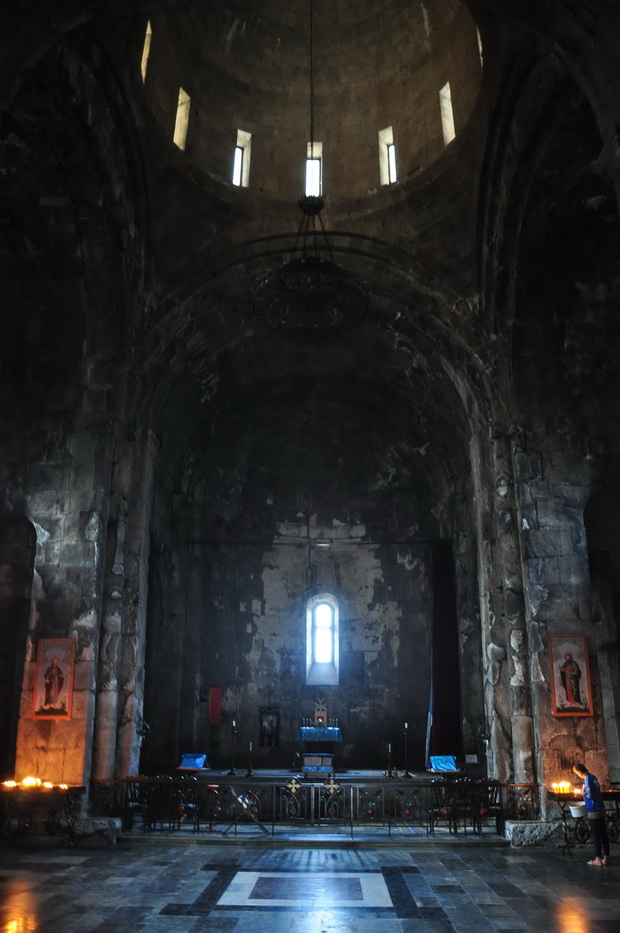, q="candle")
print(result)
[388,743,391,753]
[405,722,408,729]
[250,741,253,752]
